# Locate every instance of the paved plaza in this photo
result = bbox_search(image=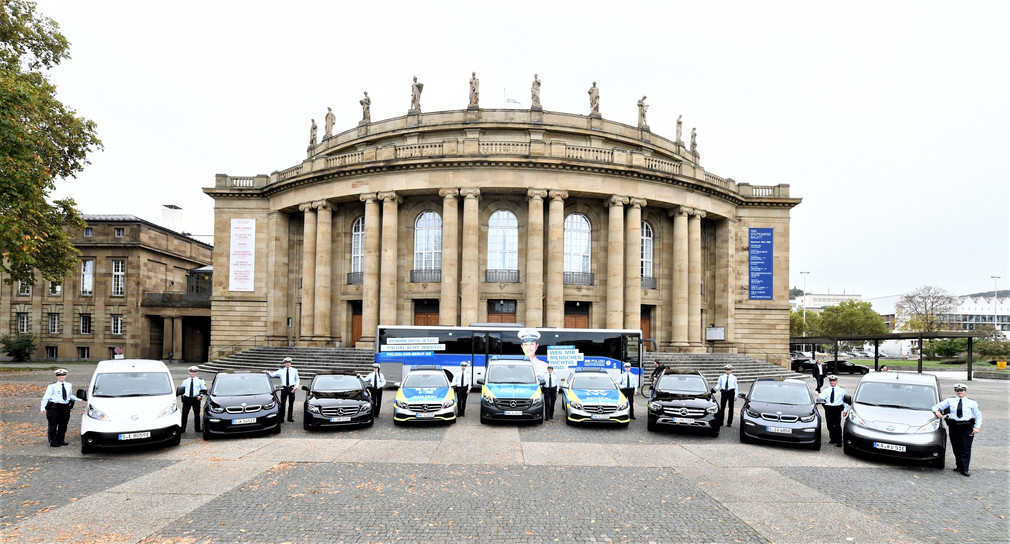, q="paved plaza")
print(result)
[1,365,1007,543]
